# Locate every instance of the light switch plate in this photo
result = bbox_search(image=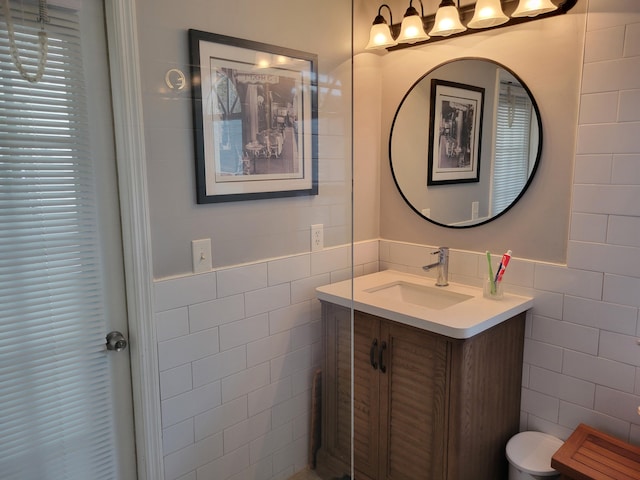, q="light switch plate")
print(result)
[192,238,212,273]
